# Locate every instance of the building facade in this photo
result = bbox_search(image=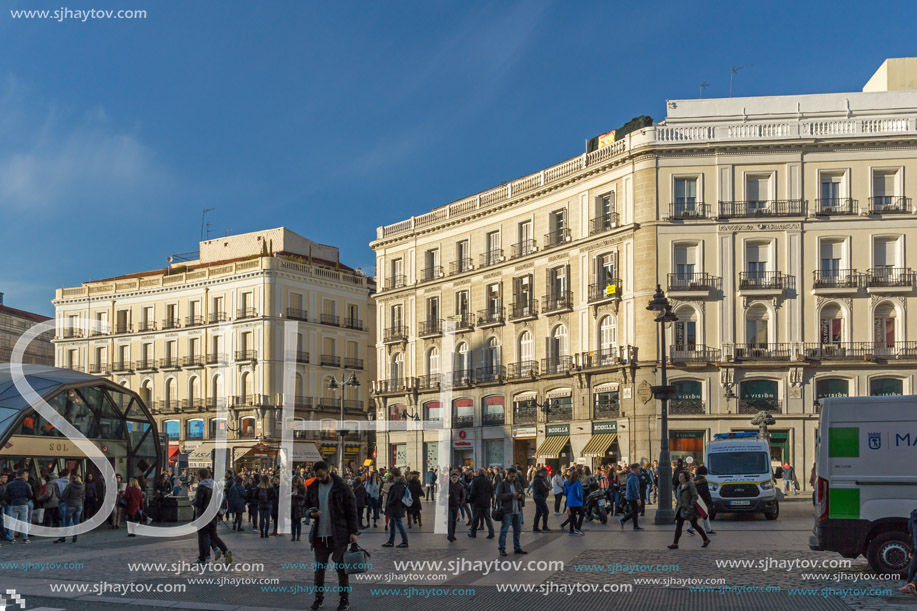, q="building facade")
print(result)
[53,228,376,471]
[369,59,917,485]
[0,293,54,366]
